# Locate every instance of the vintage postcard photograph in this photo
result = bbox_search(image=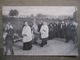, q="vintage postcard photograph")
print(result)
[2,6,78,56]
